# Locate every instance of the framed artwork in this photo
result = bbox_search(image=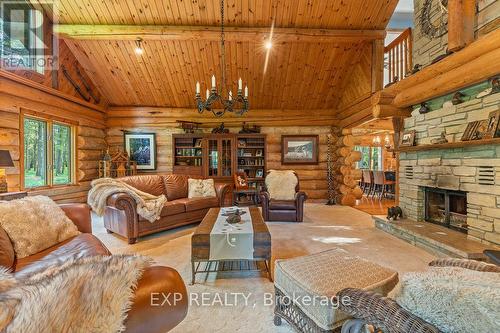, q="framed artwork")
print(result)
[484,110,500,139]
[194,138,202,148]
[256,169,264,178]
[470,120,489,140]
[461,121,479,141]
[281,135,318,165]
[238,139,246,148]
[124,132,156,170]
[399,130,416,147]
[255,149,263,157]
